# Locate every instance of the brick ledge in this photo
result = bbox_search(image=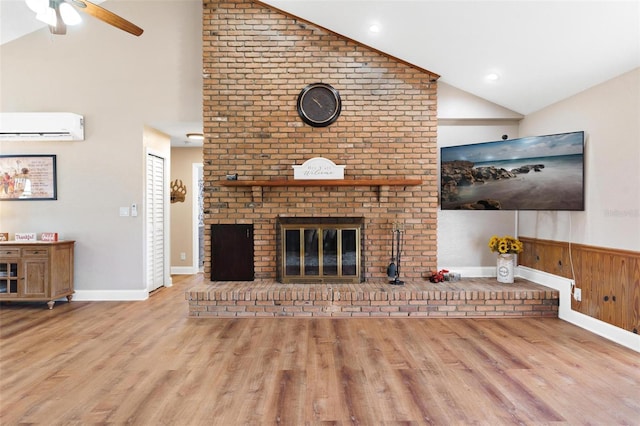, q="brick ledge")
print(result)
[186,278,559,318]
